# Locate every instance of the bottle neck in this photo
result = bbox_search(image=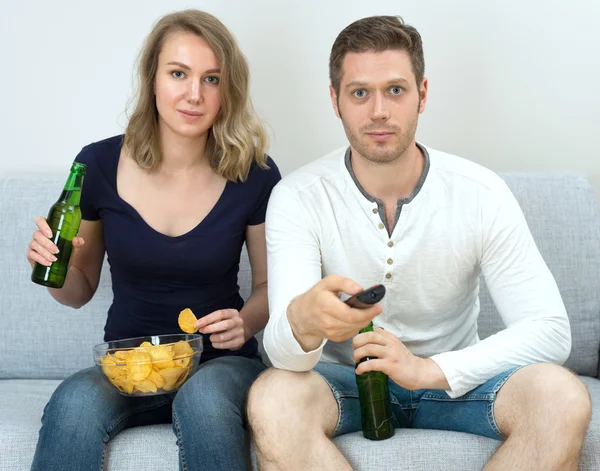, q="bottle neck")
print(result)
[356,321,376,365]
[359,322,374,335]
[58,172,84,206]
